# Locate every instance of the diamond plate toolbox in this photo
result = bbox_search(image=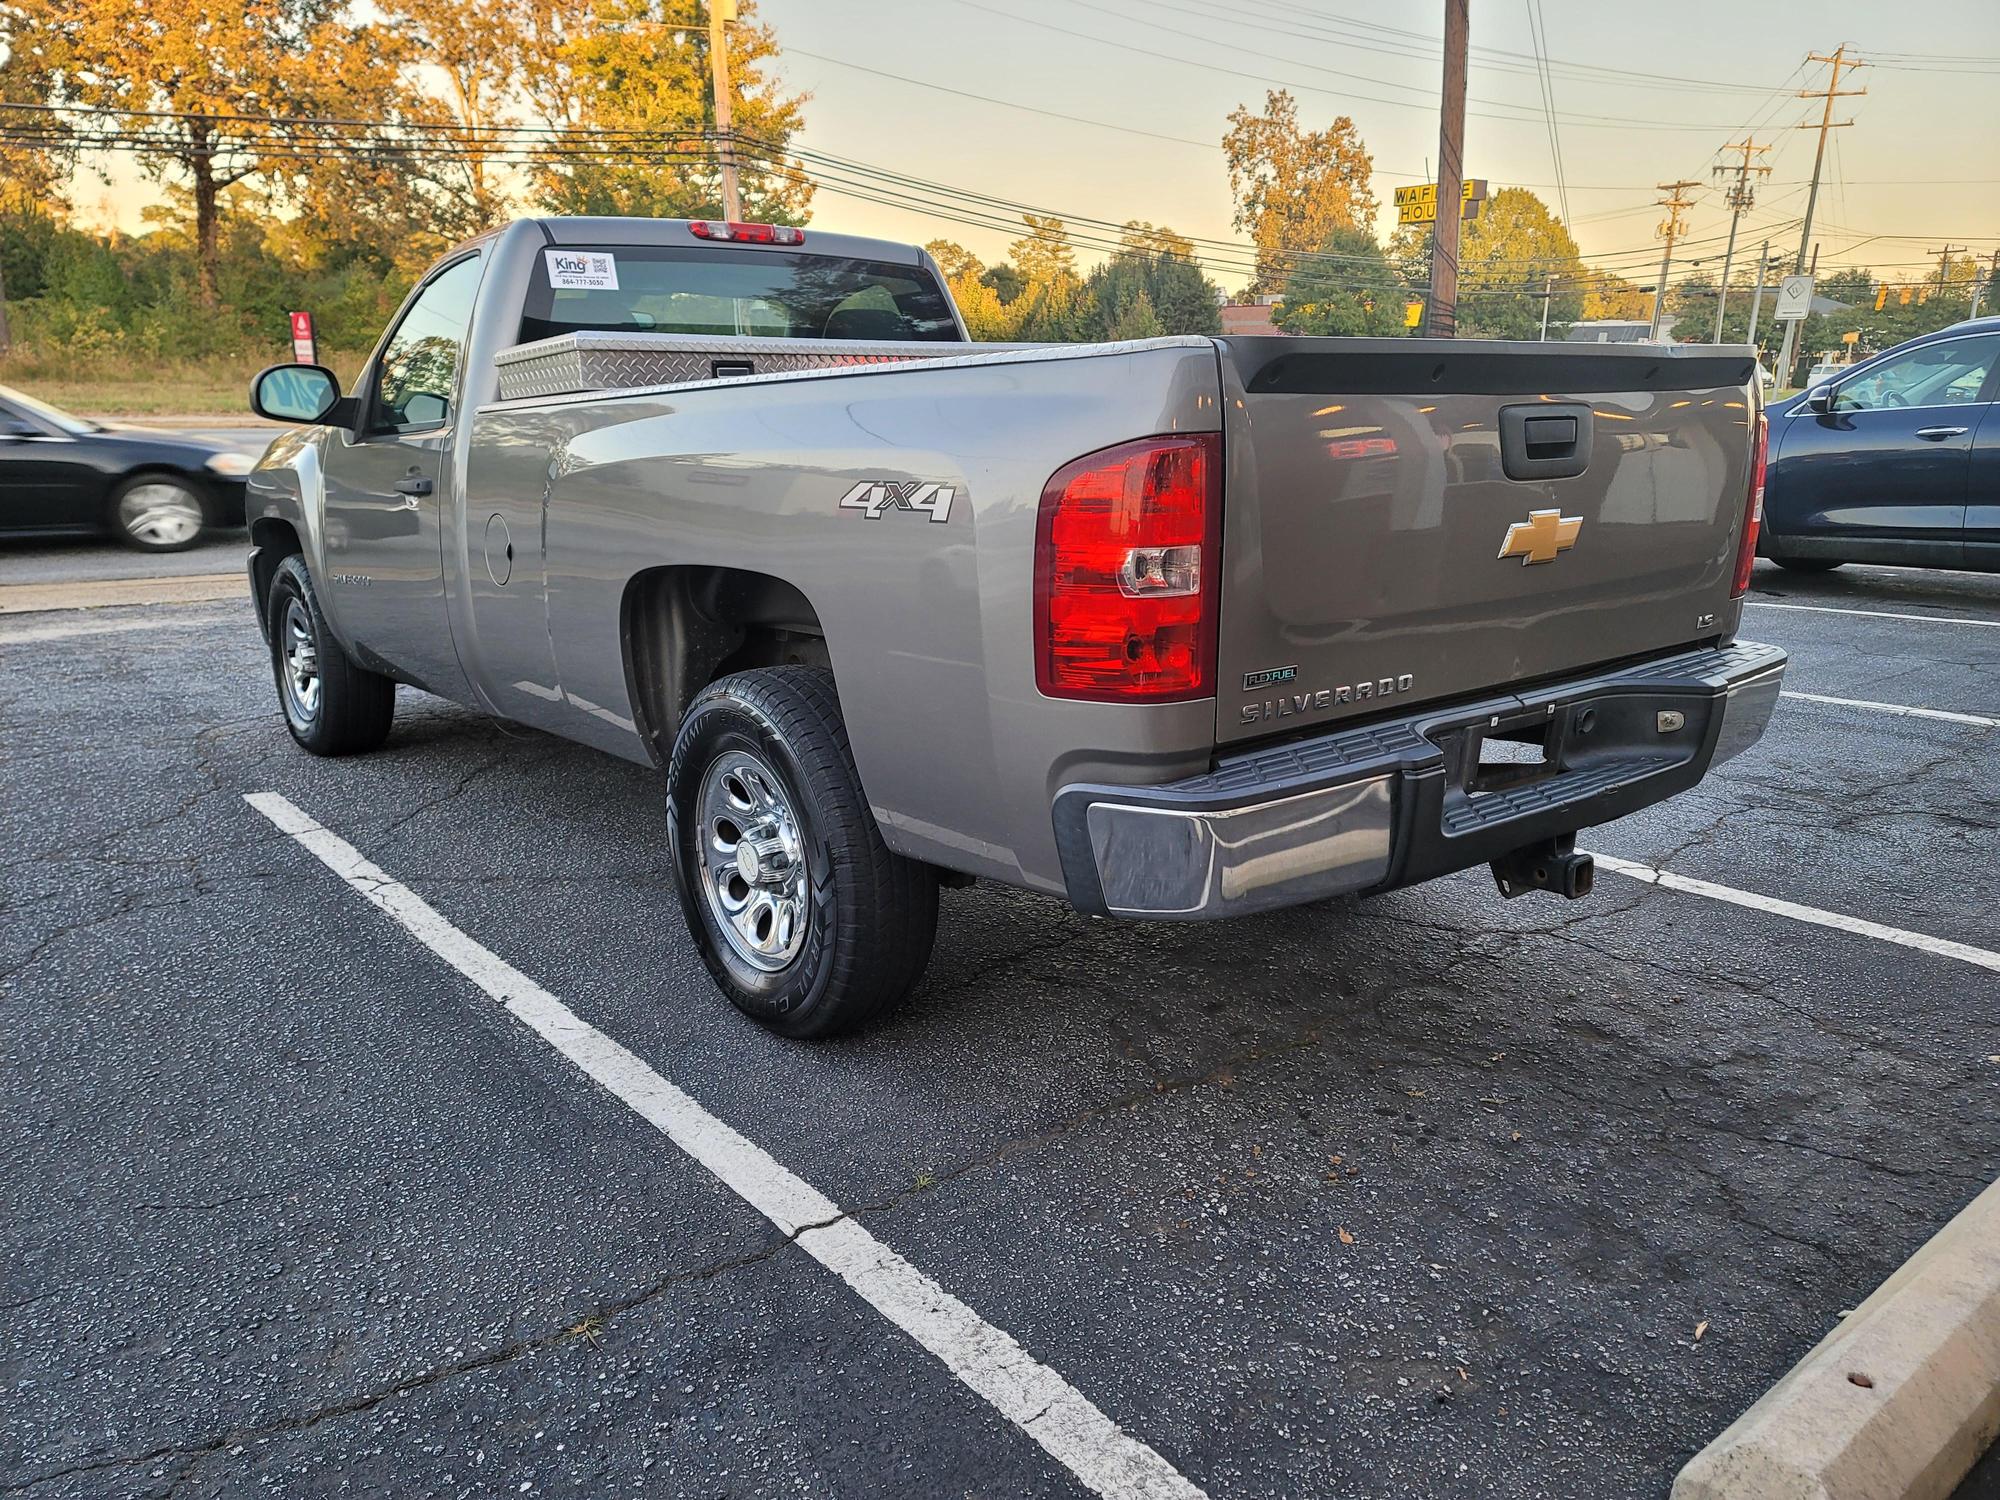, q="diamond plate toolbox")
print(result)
[493,331,997,401]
